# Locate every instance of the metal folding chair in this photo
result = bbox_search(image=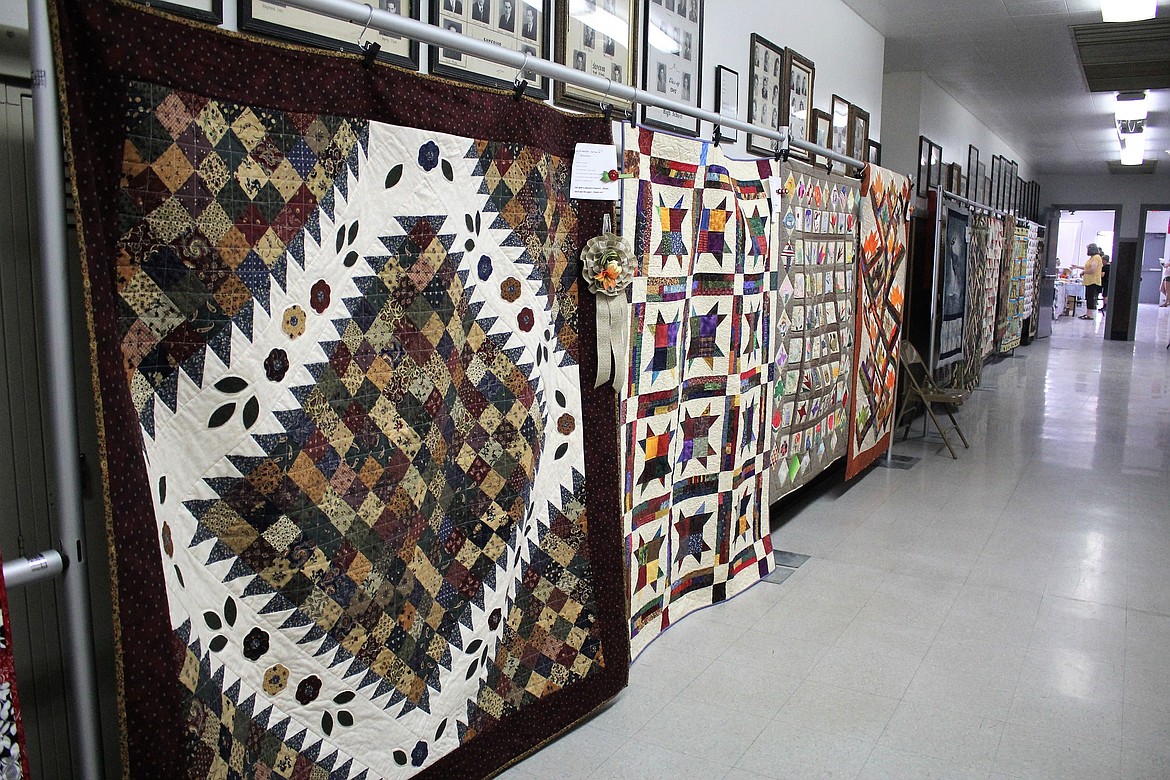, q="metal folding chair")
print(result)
[894,340,970,459]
